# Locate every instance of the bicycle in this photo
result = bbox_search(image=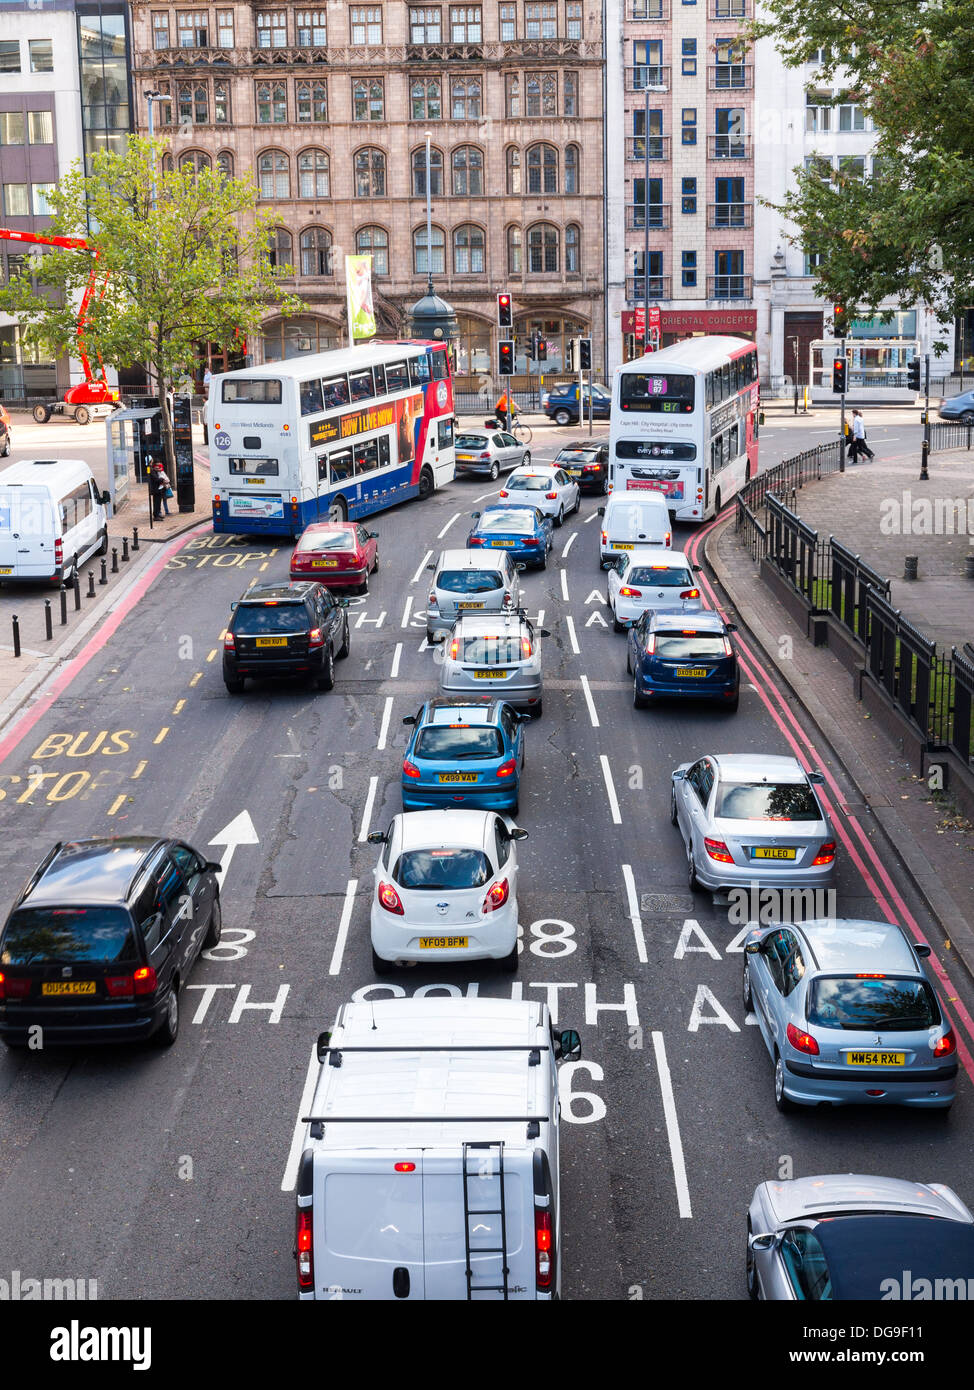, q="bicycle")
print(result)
[486,415,533,446]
